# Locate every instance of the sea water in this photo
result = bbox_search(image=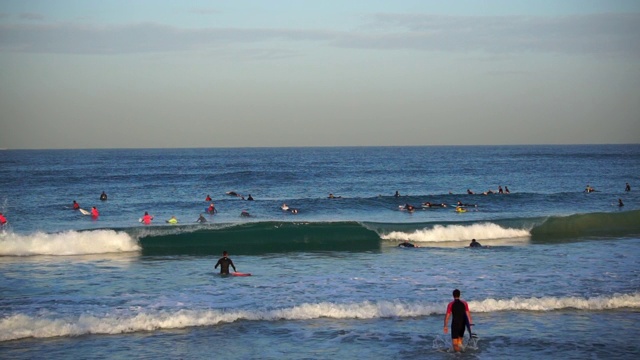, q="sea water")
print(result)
[1,145,639,359]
